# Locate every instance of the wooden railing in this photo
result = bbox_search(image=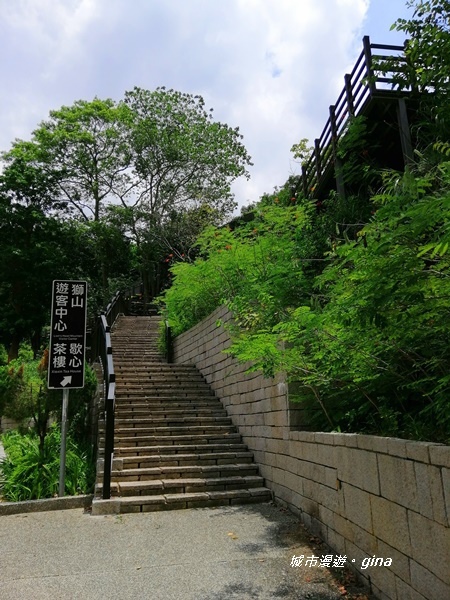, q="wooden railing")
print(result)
[301,36,409,198]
